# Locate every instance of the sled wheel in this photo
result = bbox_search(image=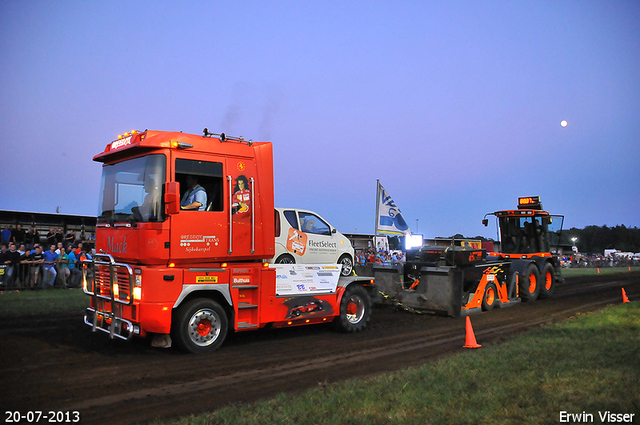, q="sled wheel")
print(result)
[538,263,556,298]
[172,298,228,353]
[338,254,354,276]
[519,264,540,302]
[333,285,371,333]
[482,282,498,311]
